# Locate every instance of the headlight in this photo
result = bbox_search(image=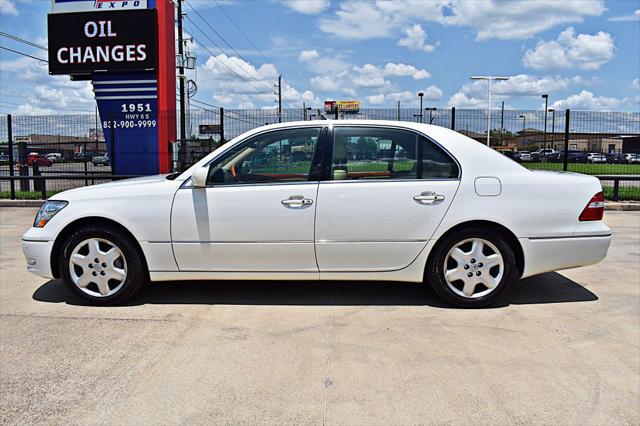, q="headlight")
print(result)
[33,200,68,228]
